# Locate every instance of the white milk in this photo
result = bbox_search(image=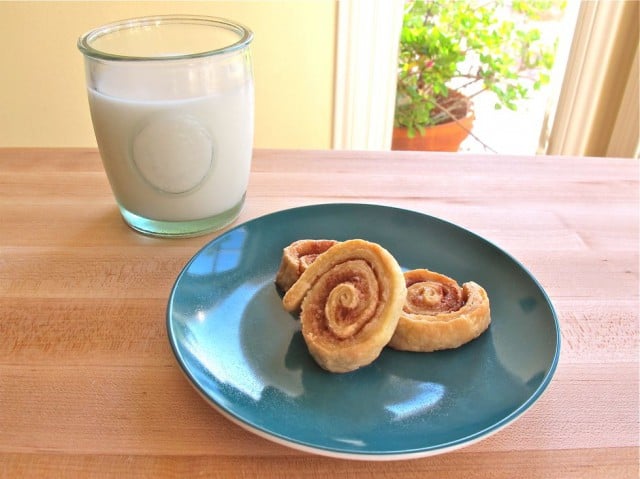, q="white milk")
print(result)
[88,81,254,222]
